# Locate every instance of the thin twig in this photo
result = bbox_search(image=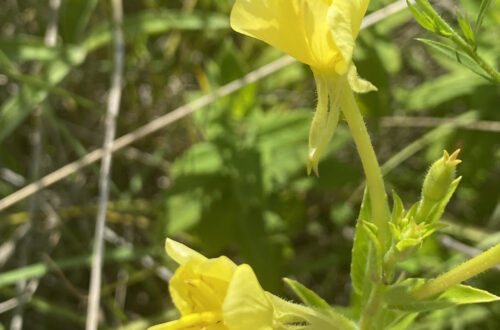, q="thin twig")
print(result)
[380,115,500,132]
[85,0,124,329]
[0,0,410,212]
[361,0,409,29]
